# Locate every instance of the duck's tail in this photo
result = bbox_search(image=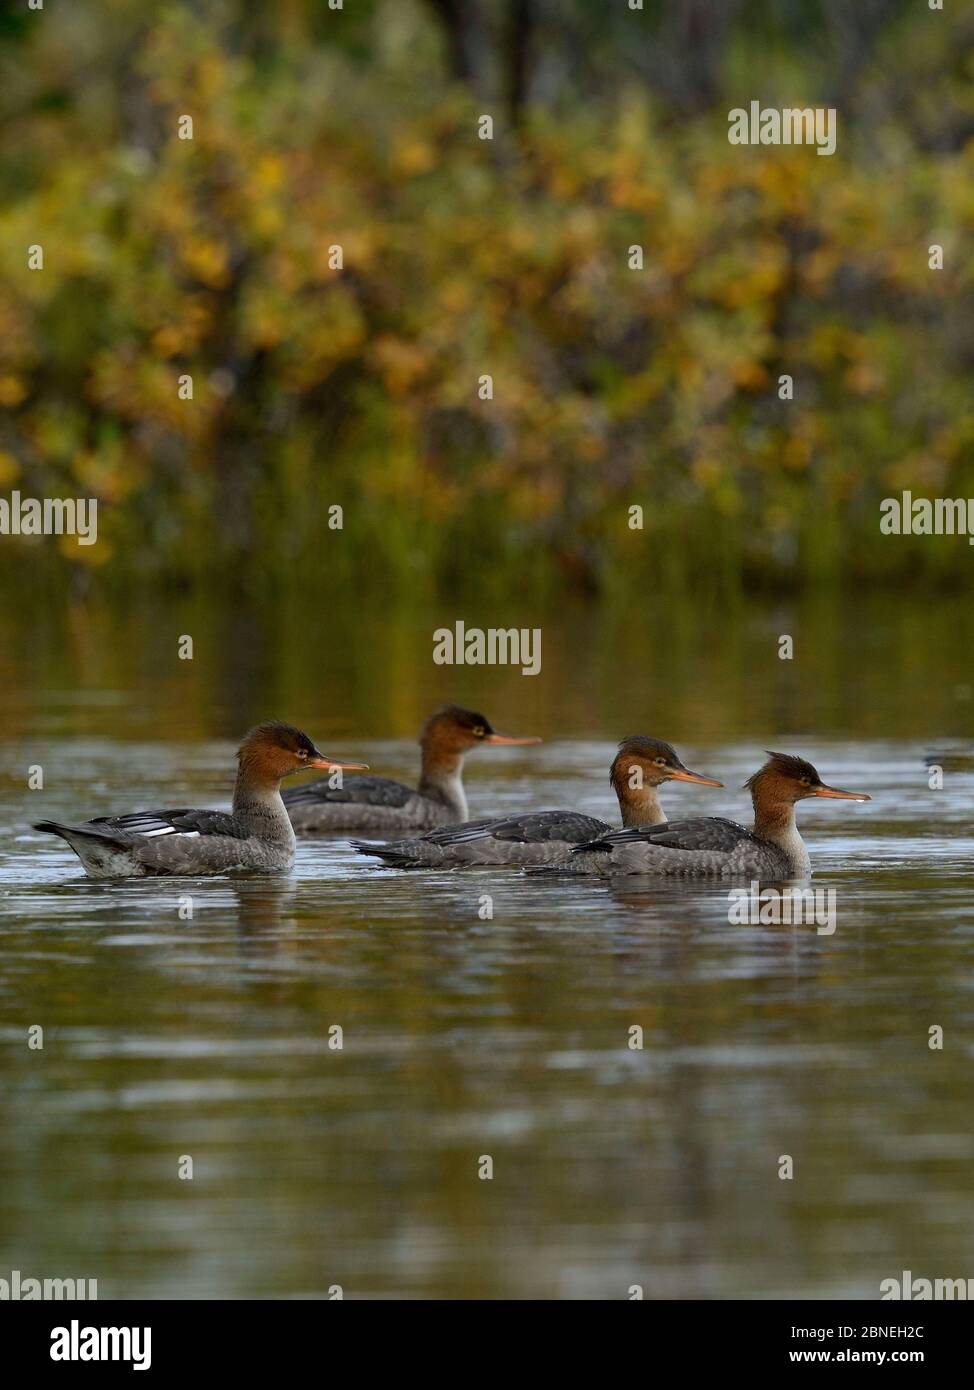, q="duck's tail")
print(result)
[349,838,422,868]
